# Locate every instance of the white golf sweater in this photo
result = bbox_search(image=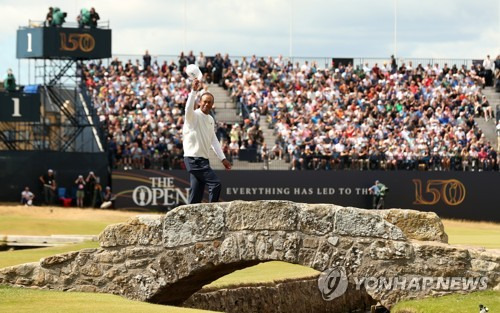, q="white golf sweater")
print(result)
[182,90,226,161]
